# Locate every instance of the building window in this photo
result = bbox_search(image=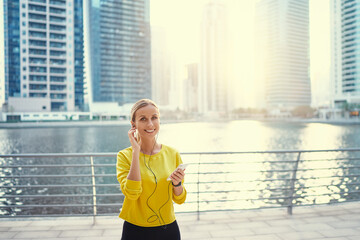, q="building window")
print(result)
[23,84,27,89]
[23,57,26,62]
[22,48,26,53]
